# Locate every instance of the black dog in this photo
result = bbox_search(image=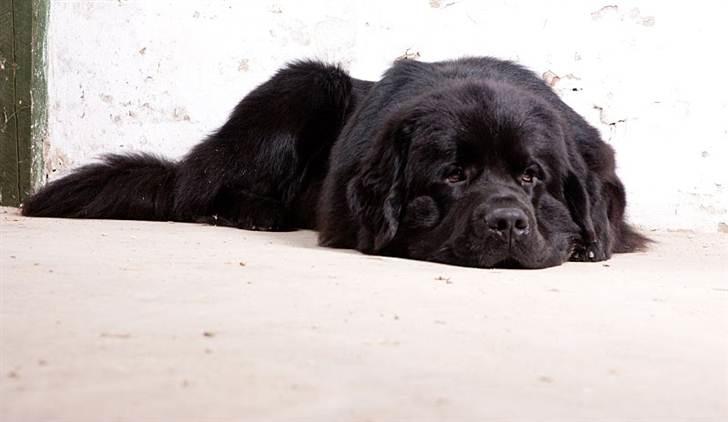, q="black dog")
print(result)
[22,57,648,268]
